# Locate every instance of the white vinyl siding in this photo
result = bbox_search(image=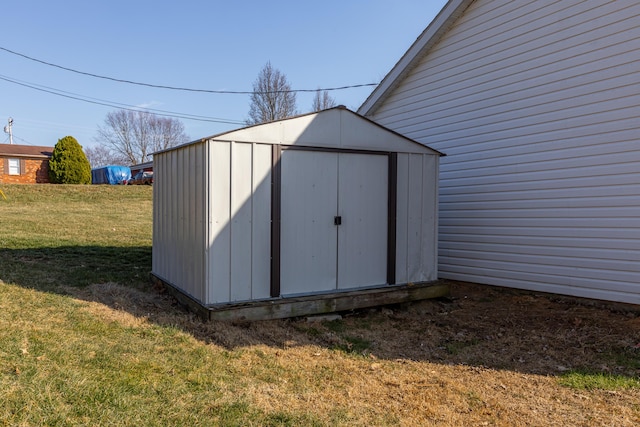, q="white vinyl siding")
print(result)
[368,0,640,303]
